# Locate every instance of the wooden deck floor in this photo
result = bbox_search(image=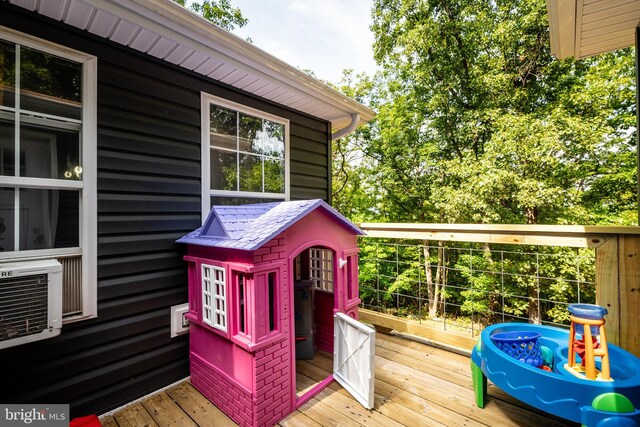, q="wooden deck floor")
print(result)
[101,333,576,426]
